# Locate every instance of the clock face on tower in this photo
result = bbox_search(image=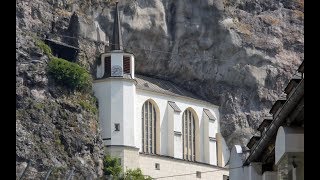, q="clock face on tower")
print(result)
[111,65,123,76]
